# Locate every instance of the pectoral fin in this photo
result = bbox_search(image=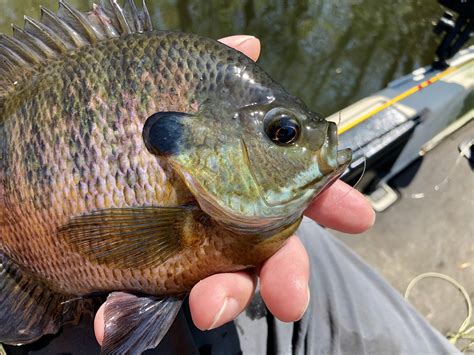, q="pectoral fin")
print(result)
[58,206,203,269]
[101,292,183,355]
